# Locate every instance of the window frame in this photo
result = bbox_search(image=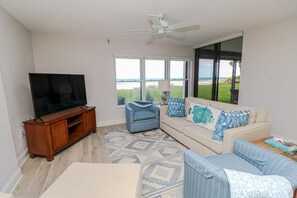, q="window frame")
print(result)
[169,59,189,98]
[115,56,192,106]
[143,58,166,102]
[115,58,142,106]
